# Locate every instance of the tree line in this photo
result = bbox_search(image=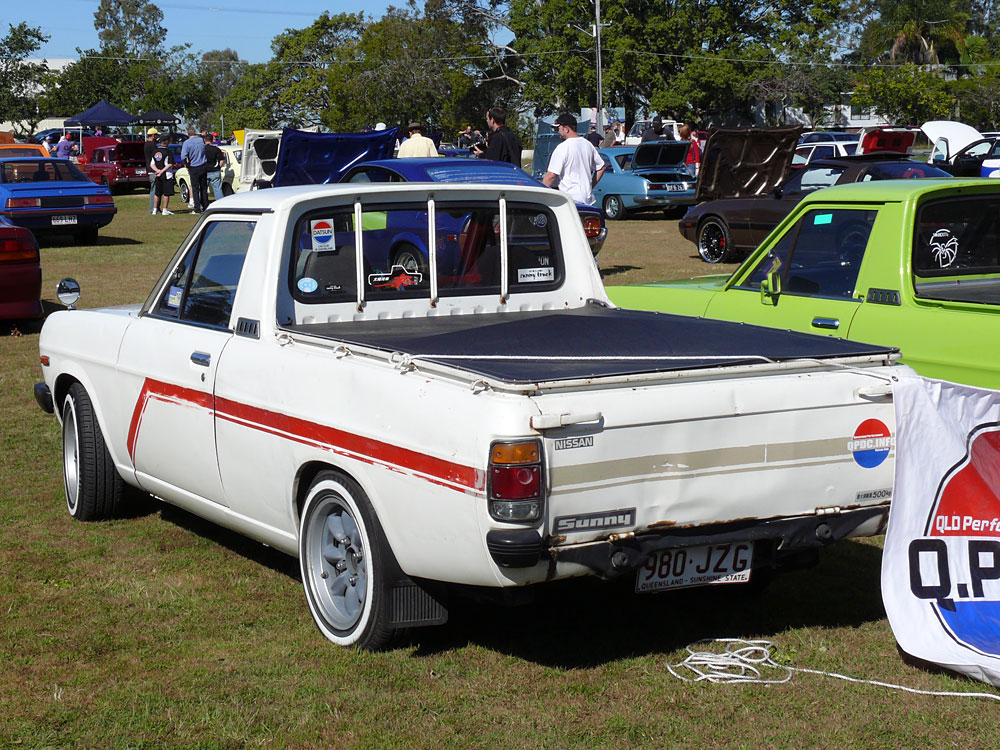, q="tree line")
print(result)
[3,0,1000,141]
